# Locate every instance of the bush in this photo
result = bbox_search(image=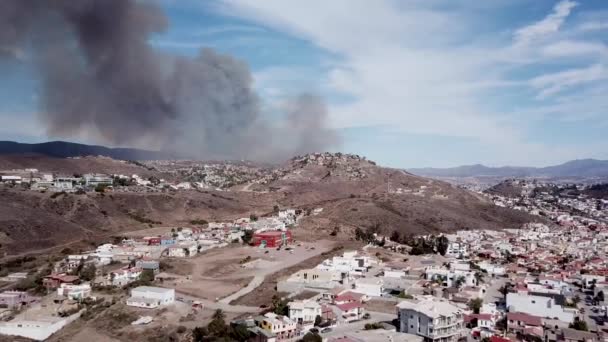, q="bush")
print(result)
[364,322,384,330]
